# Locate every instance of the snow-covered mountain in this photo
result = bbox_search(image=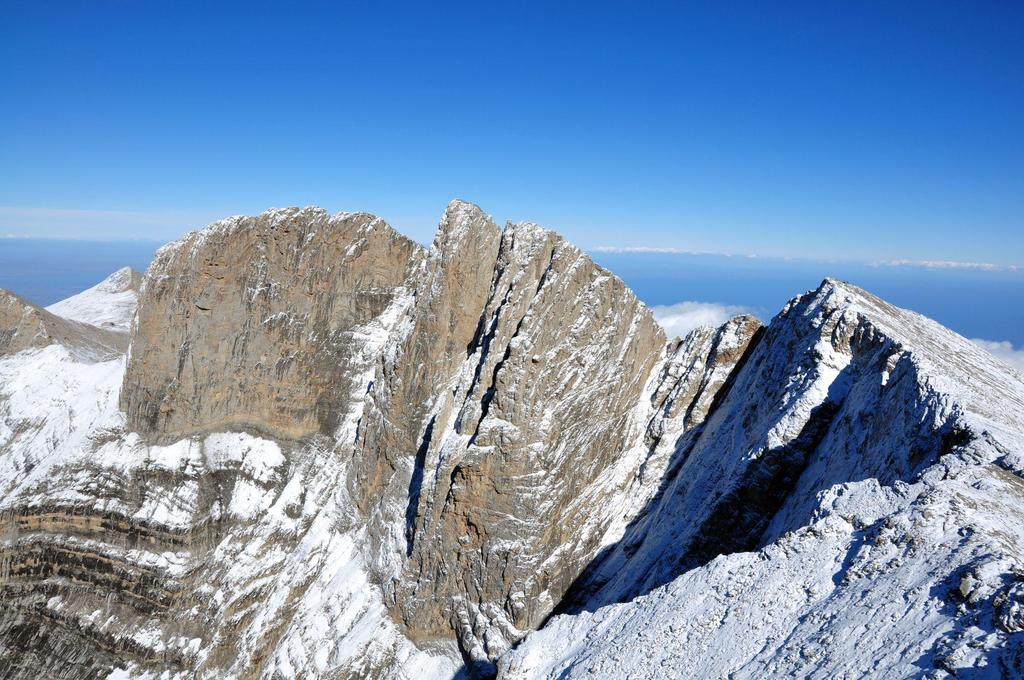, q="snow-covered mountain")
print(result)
[45,266,142,331]
[0,201,1022,679]
[502,279,1024,679]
